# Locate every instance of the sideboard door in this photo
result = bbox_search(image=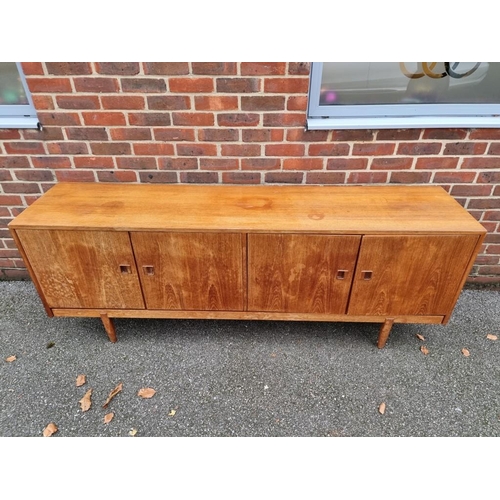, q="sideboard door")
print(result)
[248,234,361,314]
[16,229,145,309]
[347,234,480,316]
